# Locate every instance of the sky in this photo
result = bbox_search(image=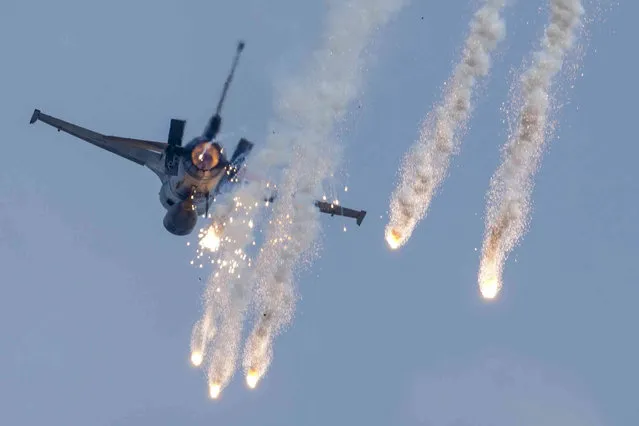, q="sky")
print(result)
[0,0,636,424]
